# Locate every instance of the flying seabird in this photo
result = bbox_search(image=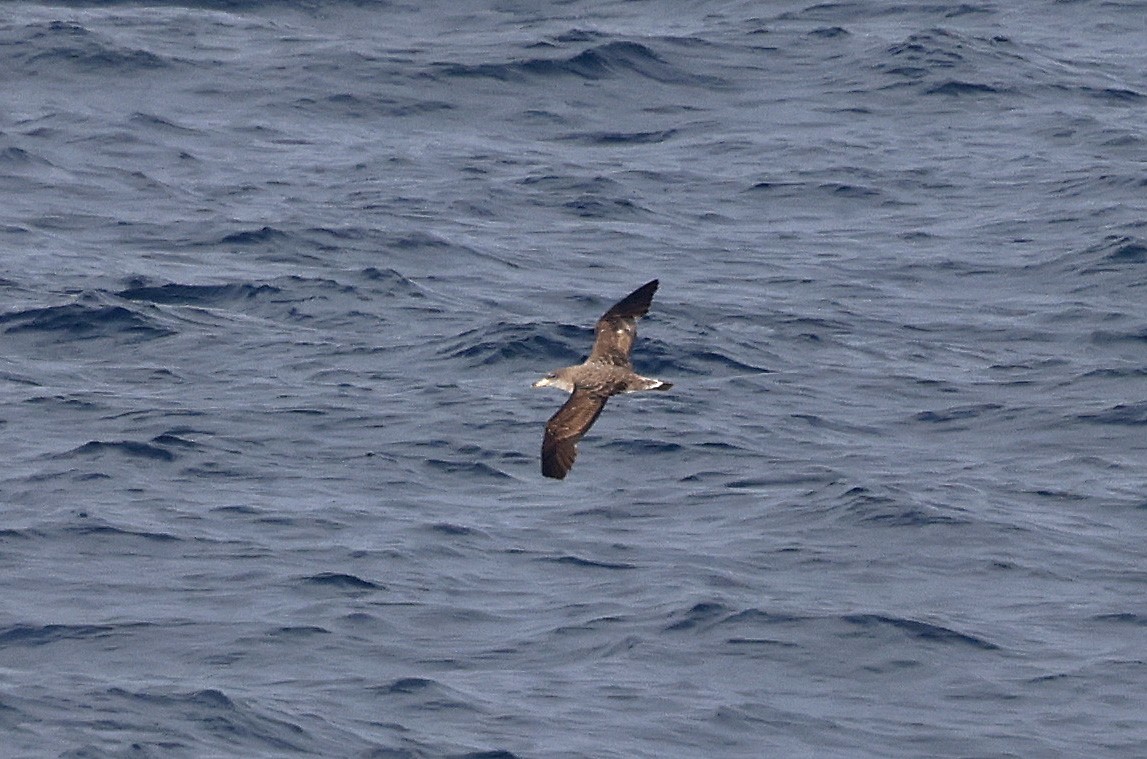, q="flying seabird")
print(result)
[532,279,671,479]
